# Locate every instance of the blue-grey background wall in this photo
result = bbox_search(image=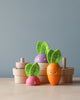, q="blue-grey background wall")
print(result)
[0,0,80,77]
